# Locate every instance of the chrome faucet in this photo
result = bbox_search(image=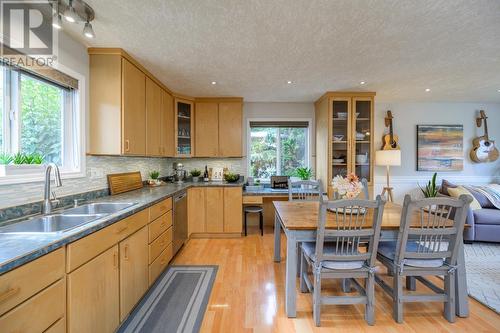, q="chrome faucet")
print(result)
[42,163,62,215]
